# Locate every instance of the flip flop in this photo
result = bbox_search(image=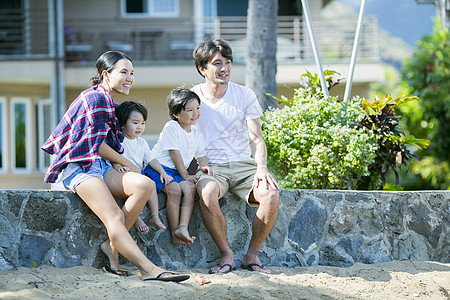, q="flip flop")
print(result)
[103,265,129,277]
[143,272,190,282]
[209,263,236,274]
[241,263,270,273]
